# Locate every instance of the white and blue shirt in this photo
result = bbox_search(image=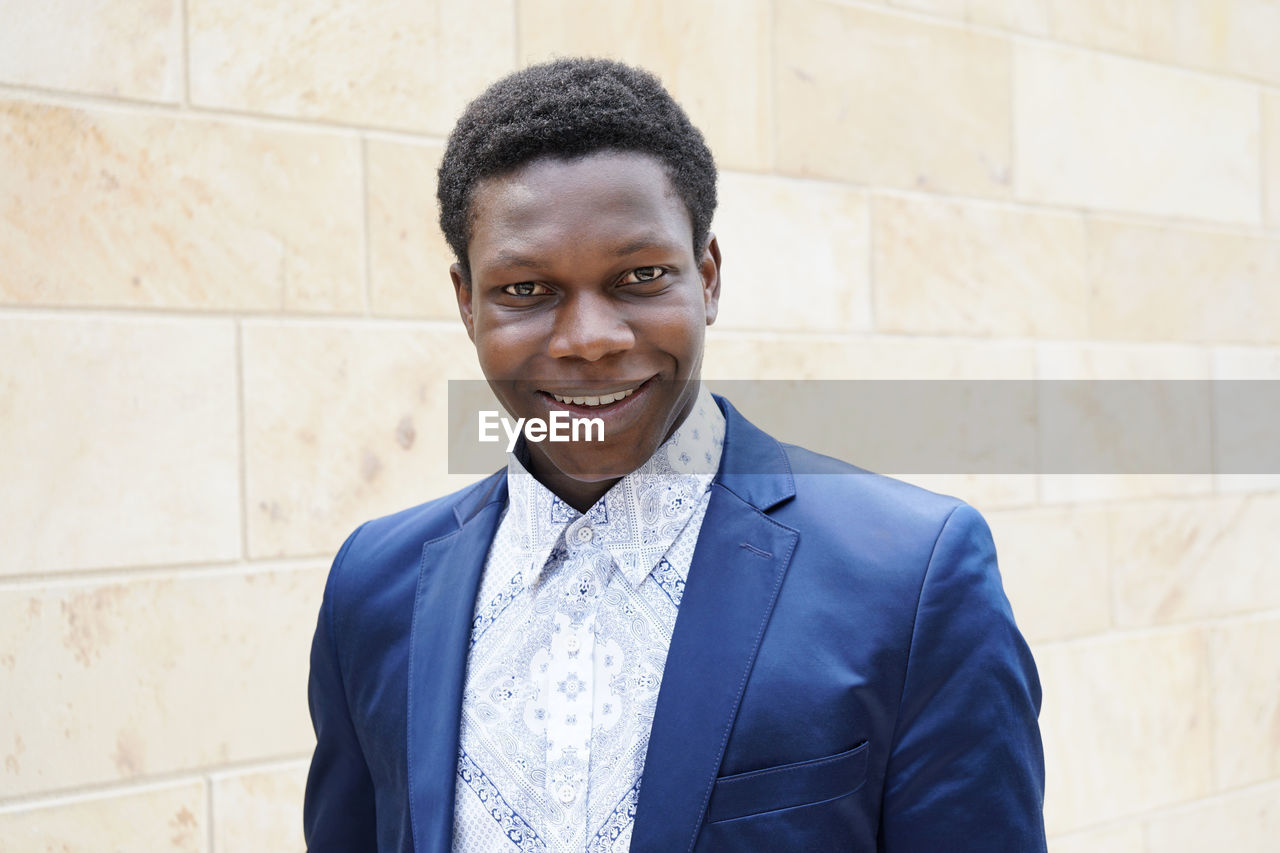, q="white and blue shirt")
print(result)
[452,387,725,852]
